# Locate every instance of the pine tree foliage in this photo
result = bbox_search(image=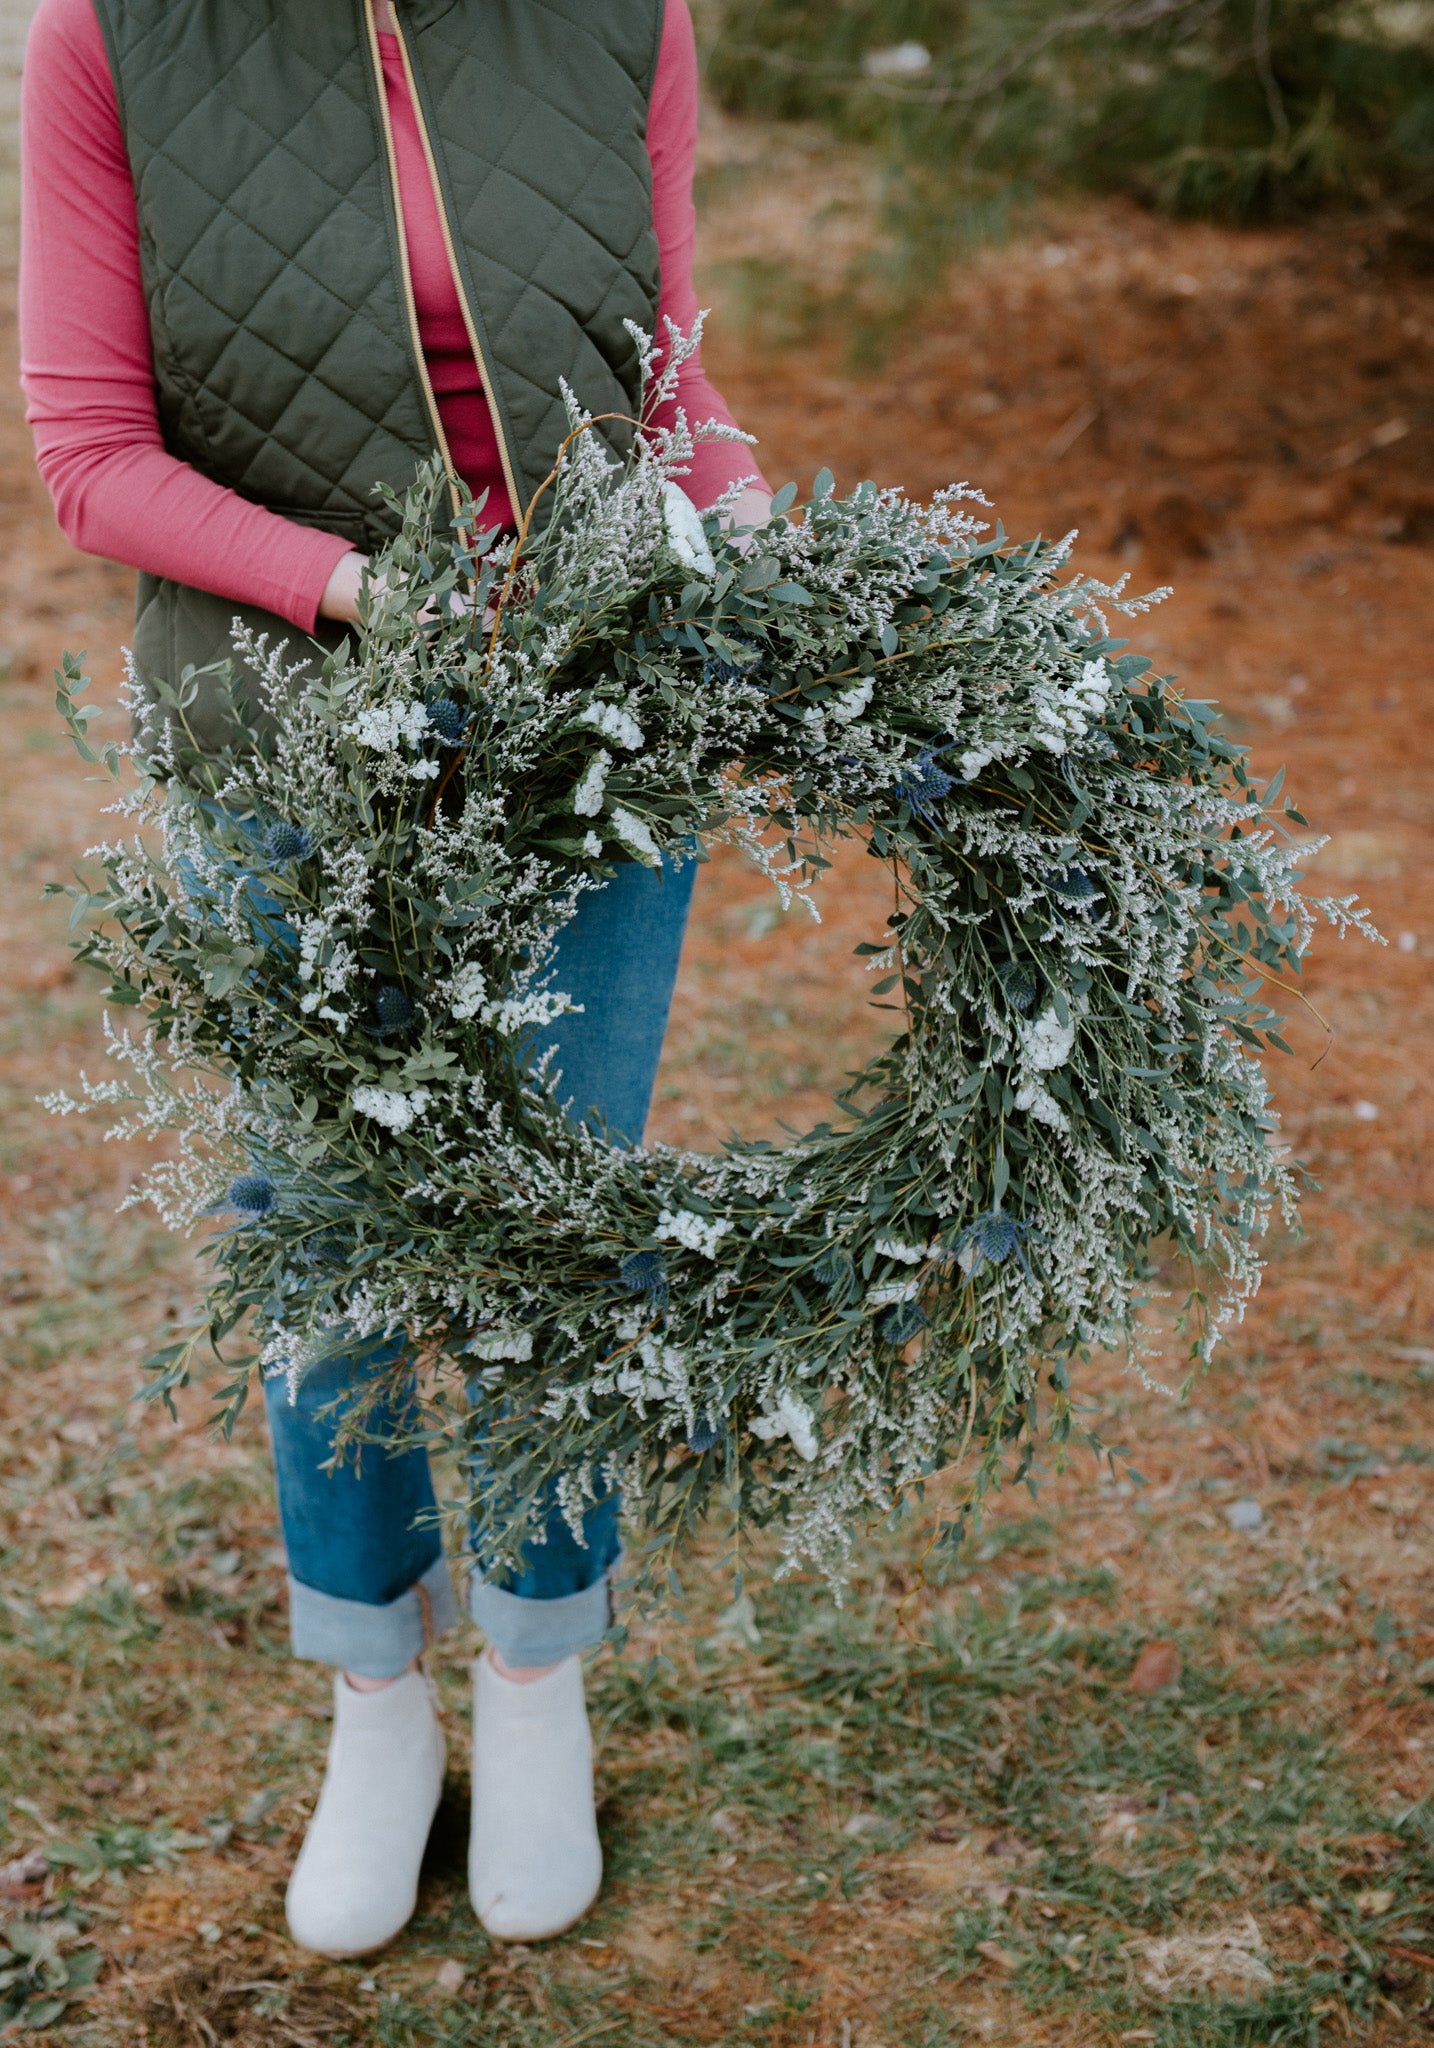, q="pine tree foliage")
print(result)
[703,0,1434,223]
